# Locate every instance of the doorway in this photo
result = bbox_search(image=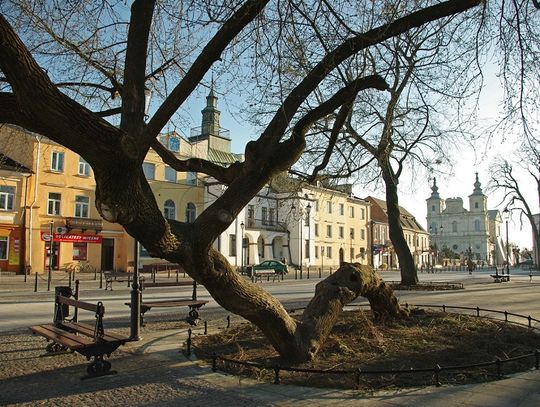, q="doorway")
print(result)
[101,238,115,271]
